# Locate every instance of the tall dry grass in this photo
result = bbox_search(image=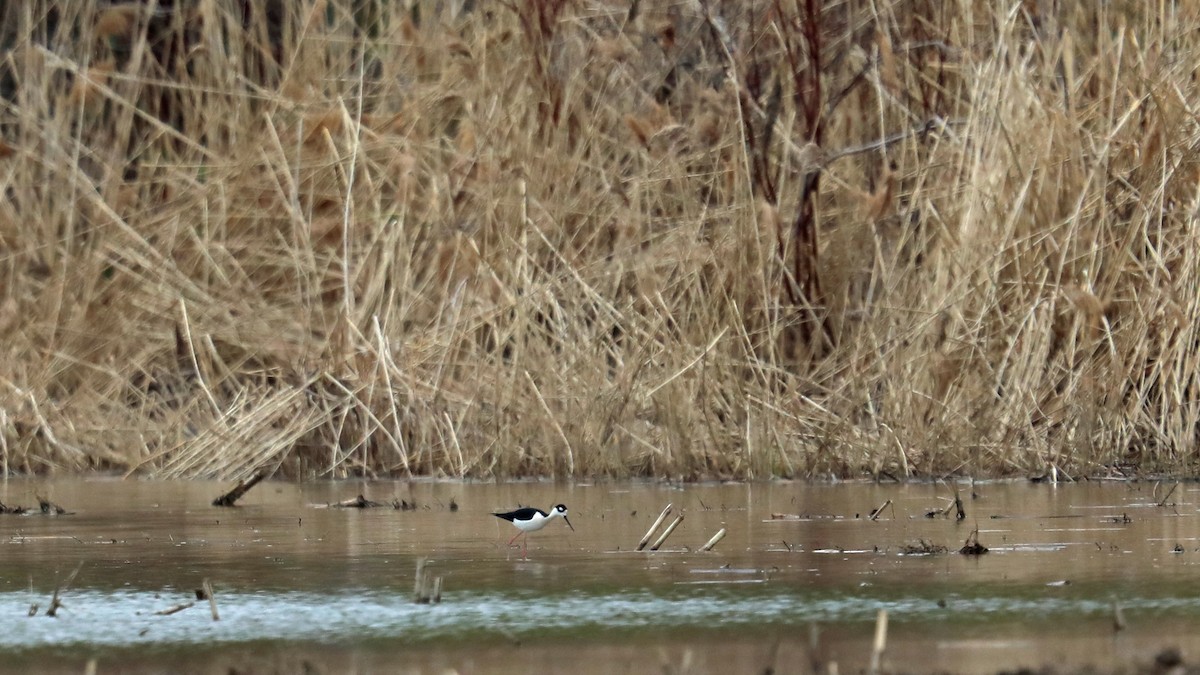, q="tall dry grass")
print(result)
[0,1,1198,480]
